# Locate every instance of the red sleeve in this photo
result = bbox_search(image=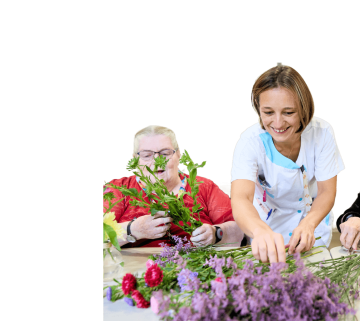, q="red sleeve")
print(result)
[182,174,234,225]
[103,176,143,223]
[196,176,234,225]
